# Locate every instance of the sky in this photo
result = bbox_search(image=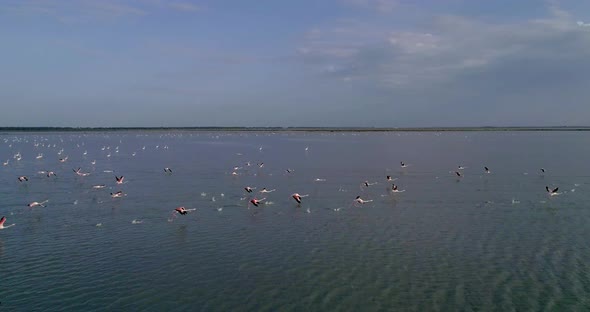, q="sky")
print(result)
[1,0,590,127]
